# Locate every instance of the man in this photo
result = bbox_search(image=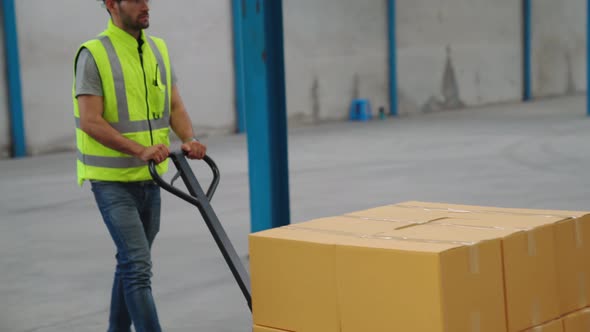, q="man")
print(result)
[72,0,206,331]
